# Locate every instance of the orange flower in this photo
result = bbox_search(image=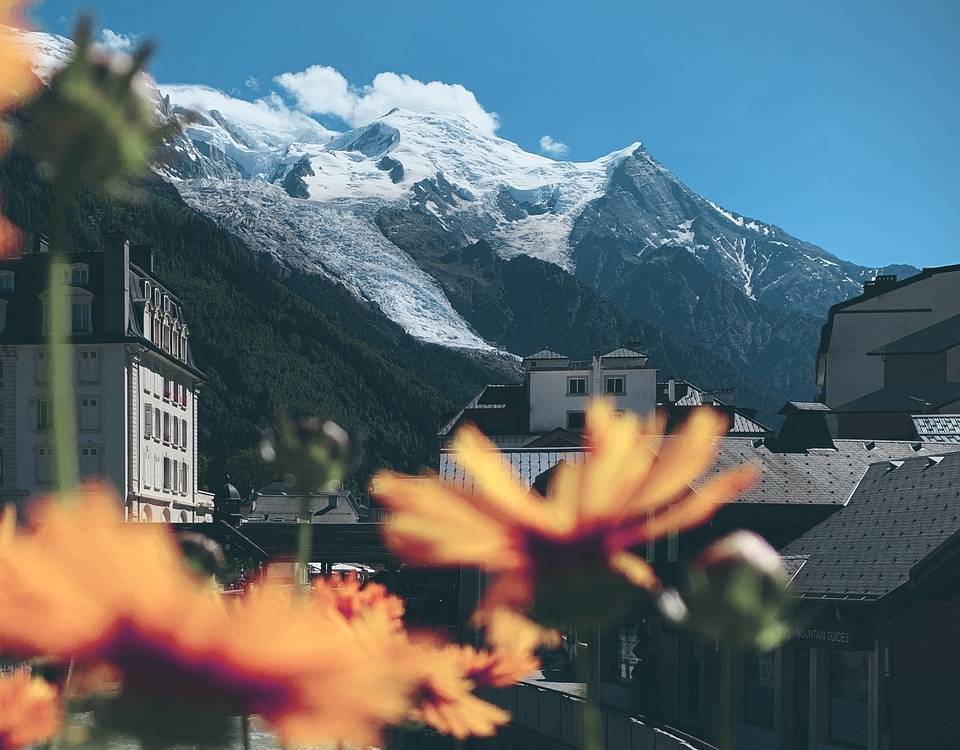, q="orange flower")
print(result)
[454,644,539,689]
[406,640,510,739]
[0,5,40,115]
[0,5,41,259]
[0,487,410,746]
[0,671,60,750]
[372,401,758,625]
[312,573,405,631]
